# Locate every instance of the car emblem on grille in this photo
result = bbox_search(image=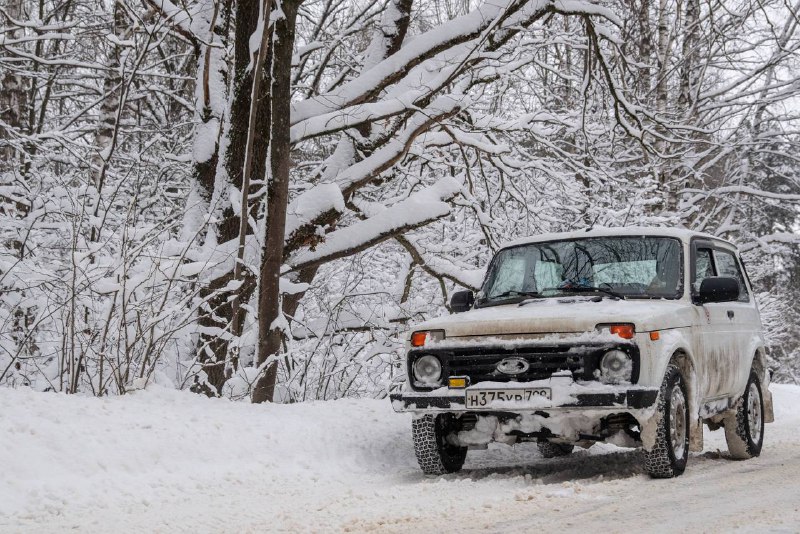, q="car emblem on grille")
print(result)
[495,357,530,376]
